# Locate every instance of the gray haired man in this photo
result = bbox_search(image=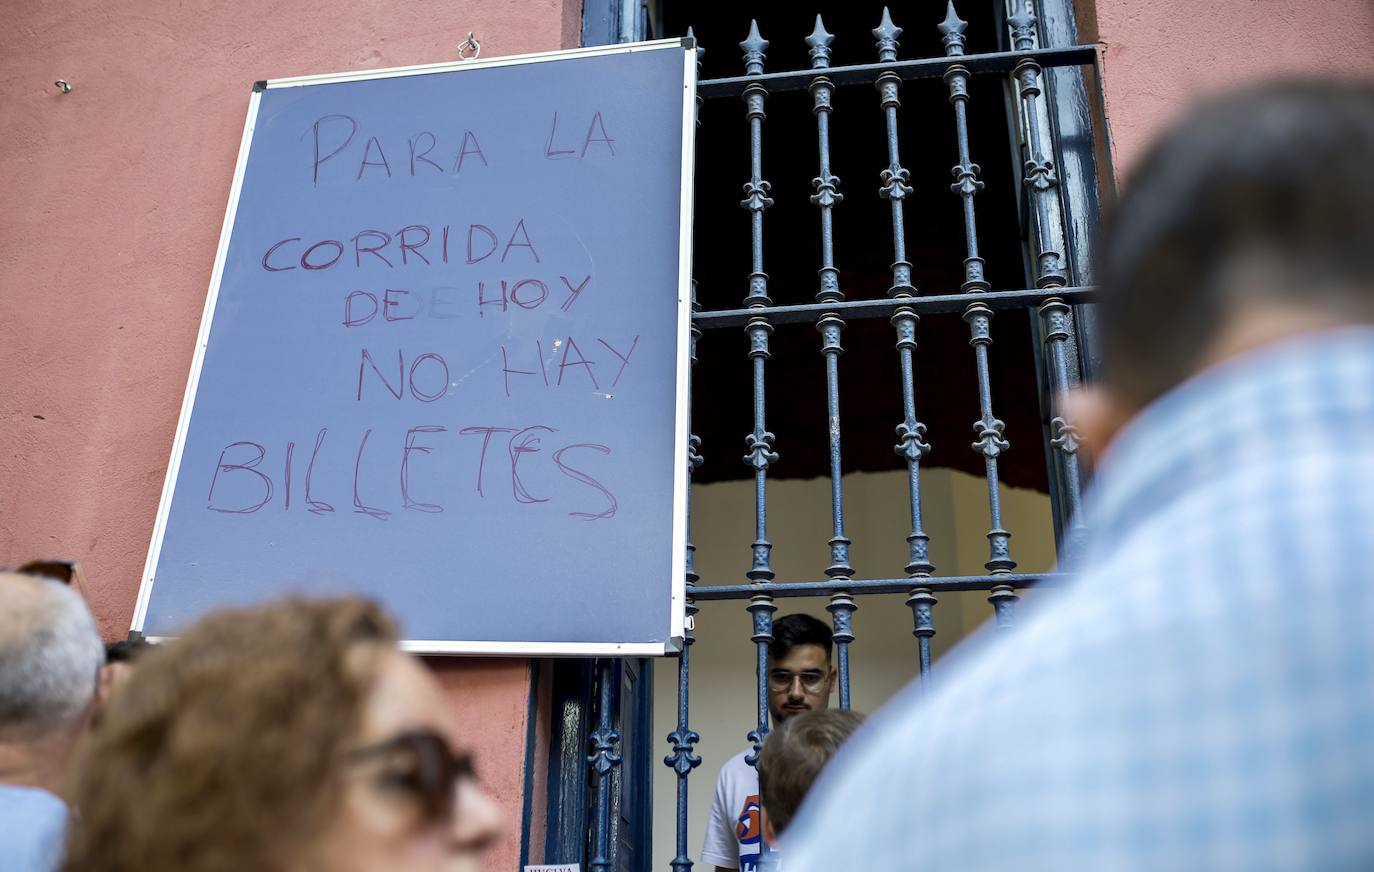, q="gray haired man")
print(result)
[0,569,108,871]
